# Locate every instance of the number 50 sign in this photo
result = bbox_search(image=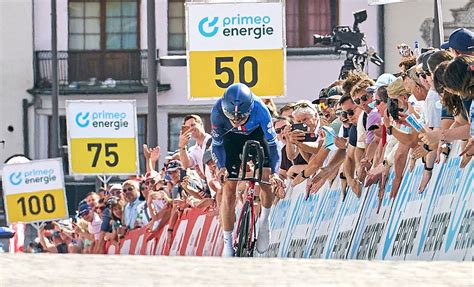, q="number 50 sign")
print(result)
[186,2,286,99]
[66,100,139,175]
